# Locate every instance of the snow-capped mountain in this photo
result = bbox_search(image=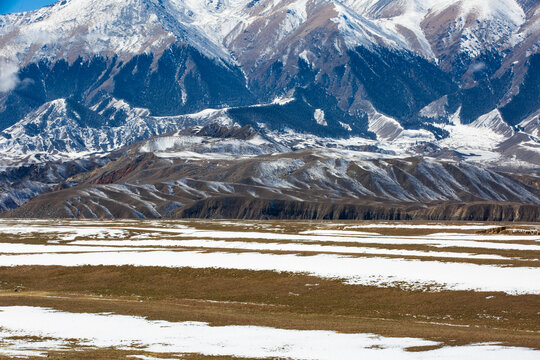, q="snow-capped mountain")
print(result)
[0,0,253,135]
[0,0,232,63]
[0,97,236,166]
[1,0,537,127]
[0,0,539,218]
